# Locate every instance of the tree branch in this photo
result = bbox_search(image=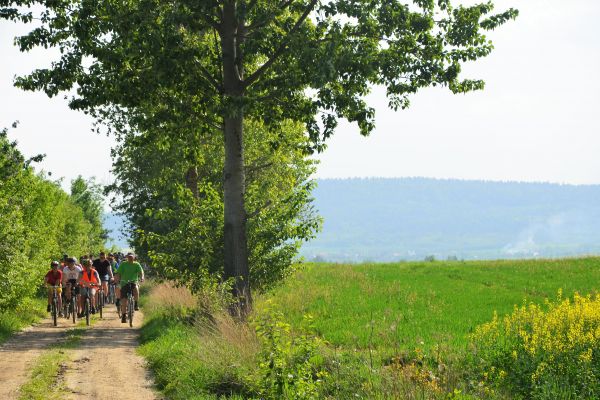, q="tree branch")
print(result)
[247,200,273,219]
[278,0,295,10]
[242,0,318,89]
[245,0,295,33]
[196,60,222,93]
